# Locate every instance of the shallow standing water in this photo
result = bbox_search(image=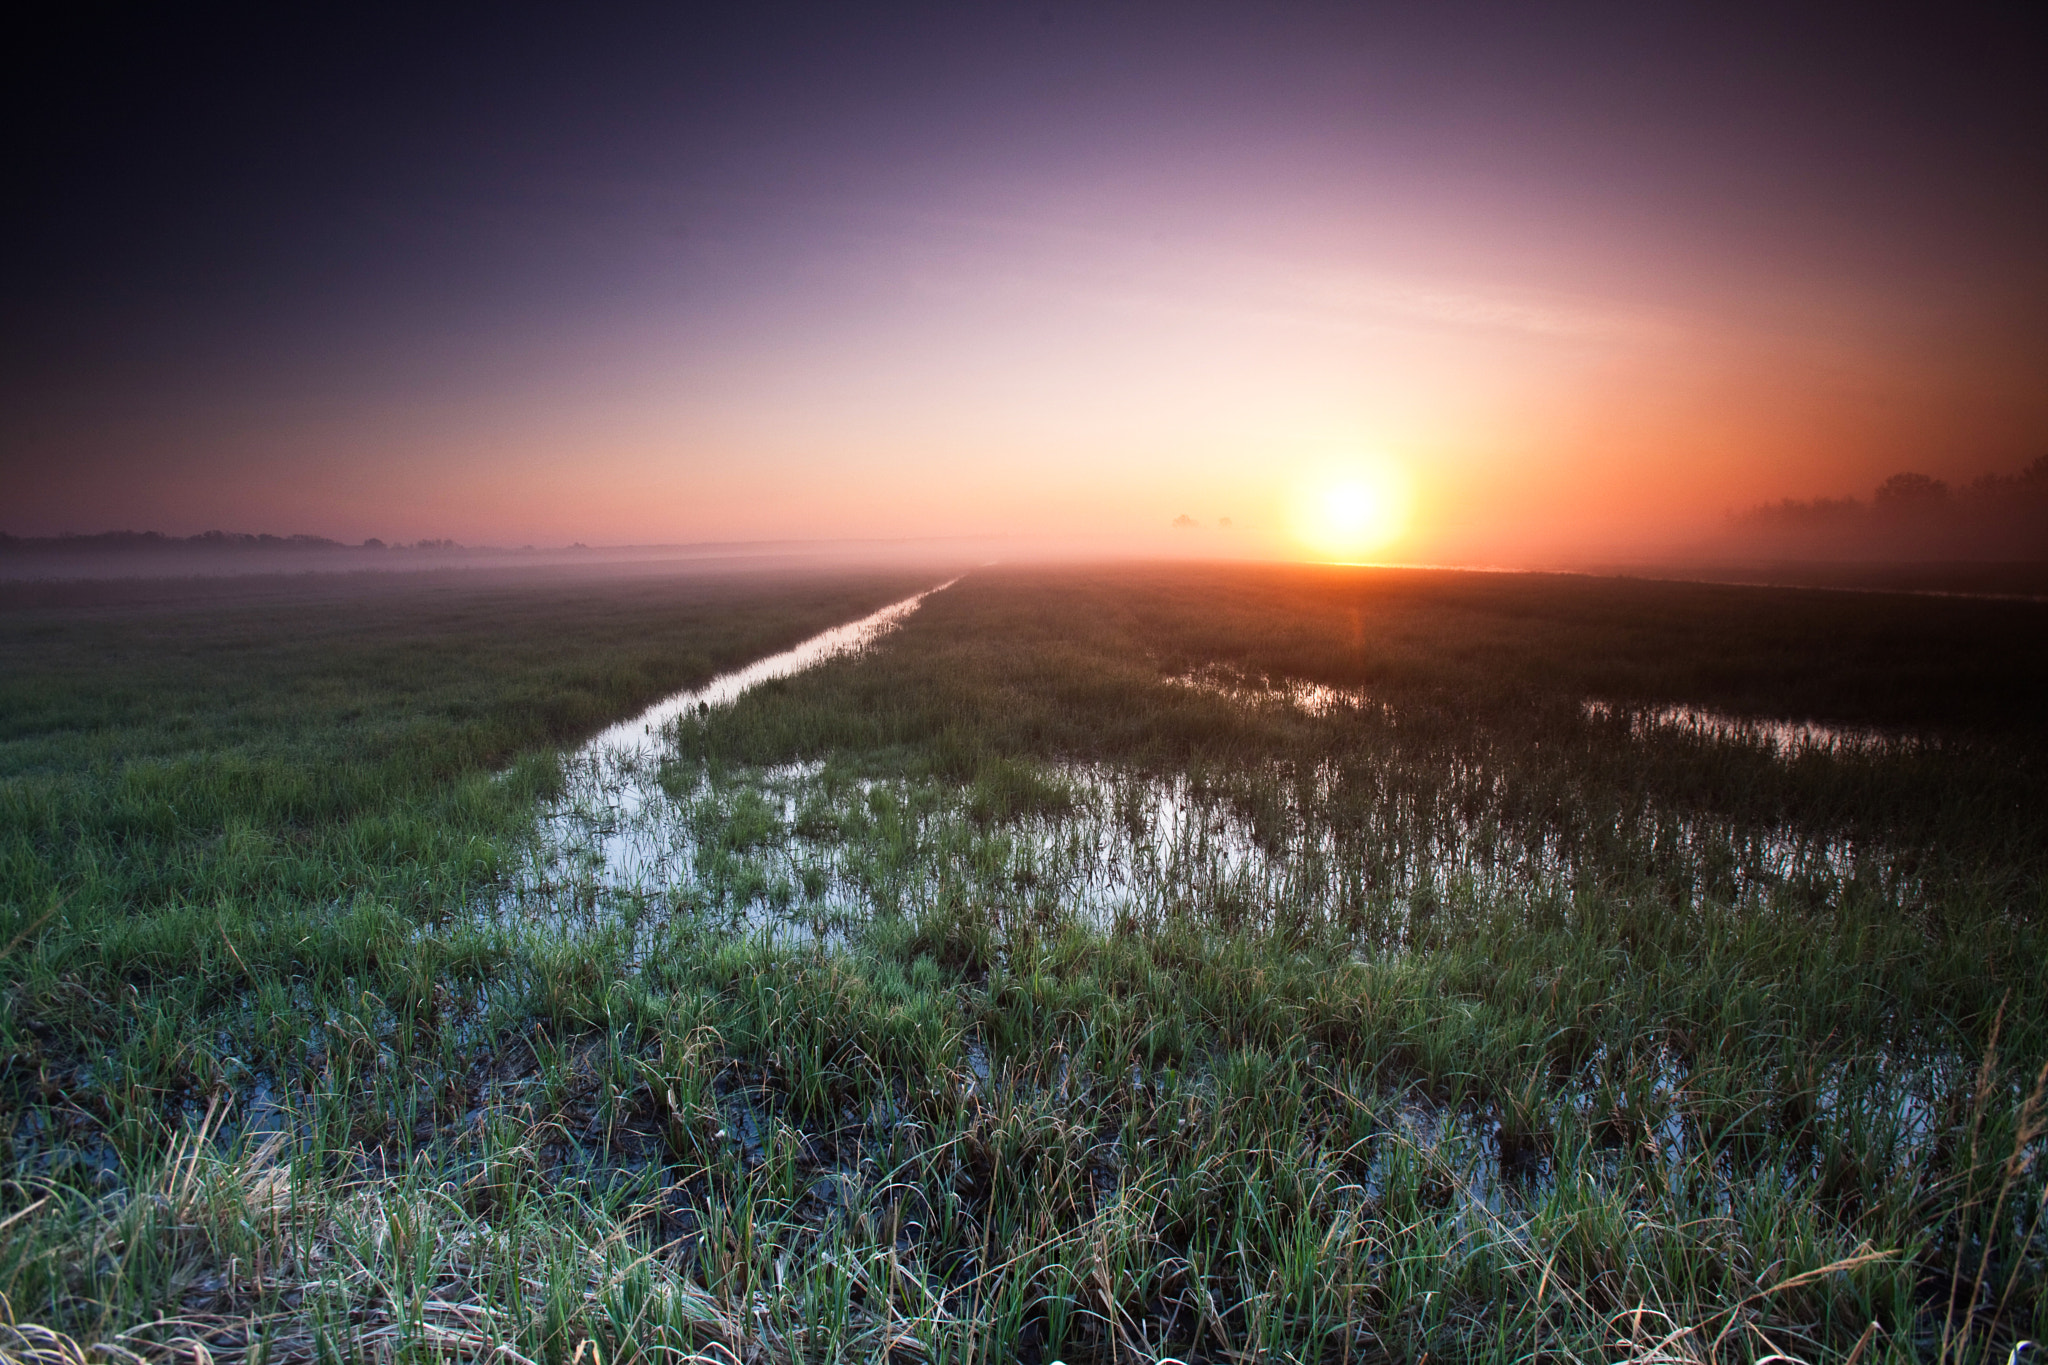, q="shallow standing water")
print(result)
[480,613,1909,967]
[1580,698,1907,755]
[431,594,1987,1246]
[582,581,960,760]
[490,580,957,918]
